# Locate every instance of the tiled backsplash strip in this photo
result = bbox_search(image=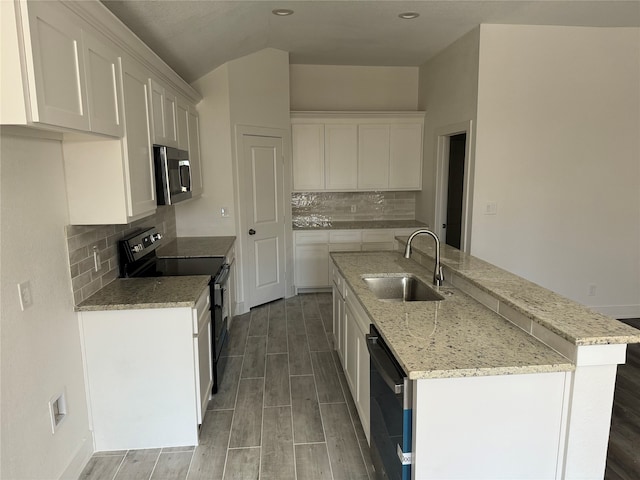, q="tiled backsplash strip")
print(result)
[66,206,177,305]
[292,191,416,227]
